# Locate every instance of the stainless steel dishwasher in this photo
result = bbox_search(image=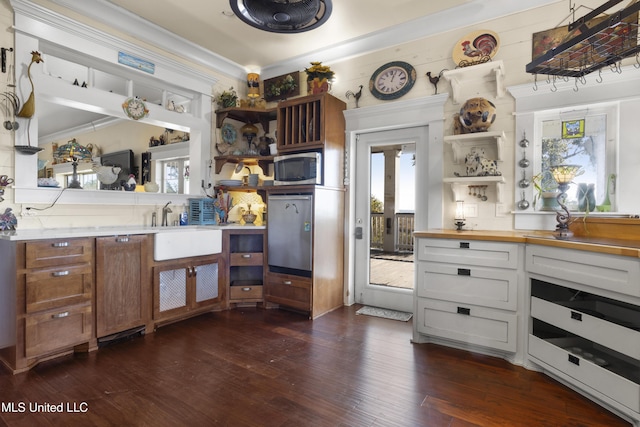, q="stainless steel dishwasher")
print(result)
[267,194,313,276]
